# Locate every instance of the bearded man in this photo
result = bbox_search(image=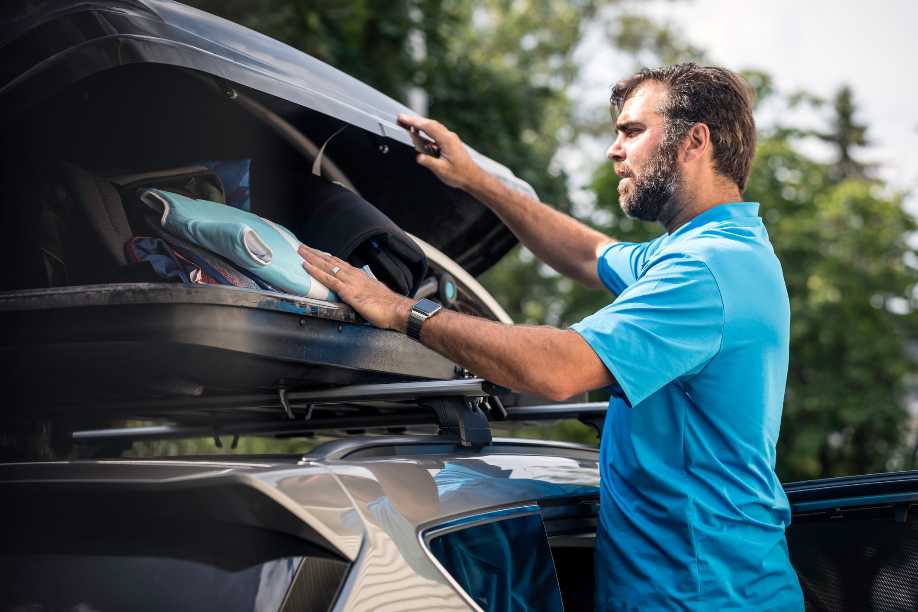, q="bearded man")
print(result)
[298,63,804,610]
